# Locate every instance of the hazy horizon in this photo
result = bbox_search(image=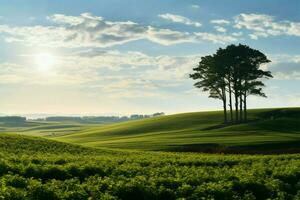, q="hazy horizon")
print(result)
[0,106,298,120]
